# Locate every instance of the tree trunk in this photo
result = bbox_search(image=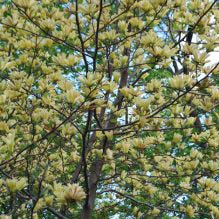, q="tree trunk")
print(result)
[81,159,104,219]
[81,207,92,219]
